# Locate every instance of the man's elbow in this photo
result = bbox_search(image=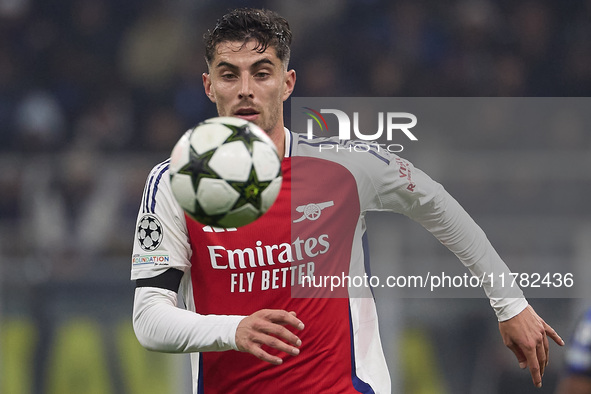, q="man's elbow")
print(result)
[132,309,158,351]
